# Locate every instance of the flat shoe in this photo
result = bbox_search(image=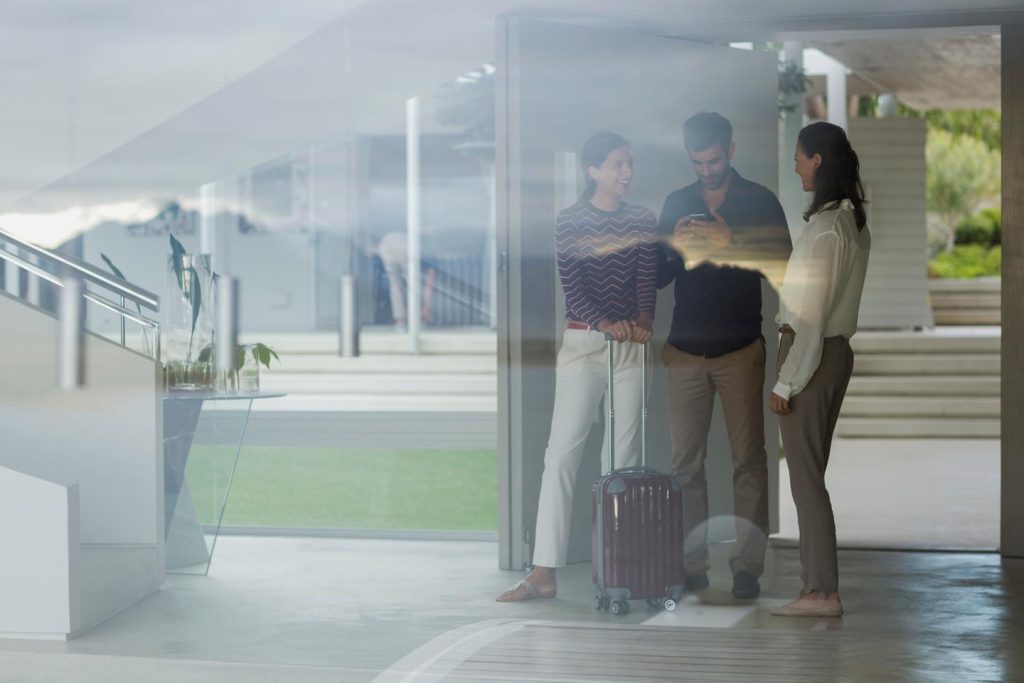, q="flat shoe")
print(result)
[769,601,843,617]
[496,579,556,602]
